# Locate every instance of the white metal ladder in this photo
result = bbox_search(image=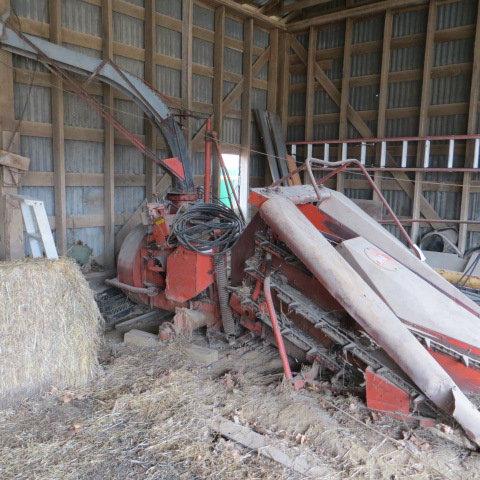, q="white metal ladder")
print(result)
[11,194,59,260]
